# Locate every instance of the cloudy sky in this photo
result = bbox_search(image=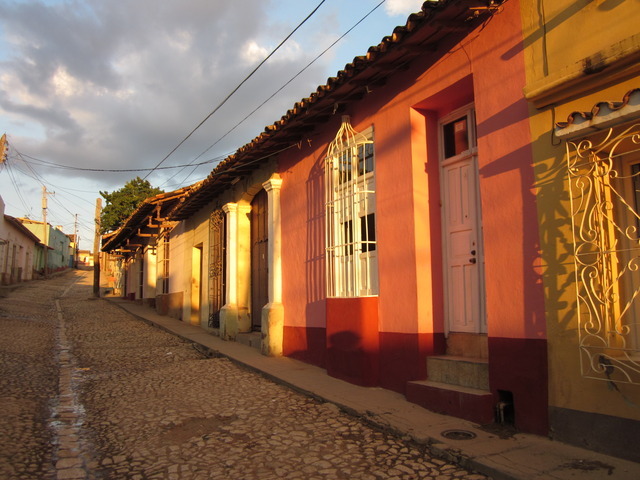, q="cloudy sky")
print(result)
[0,0,422,244]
